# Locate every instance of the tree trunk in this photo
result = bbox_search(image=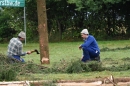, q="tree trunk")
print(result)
[36,0,50,64]
[57,20,62,41]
